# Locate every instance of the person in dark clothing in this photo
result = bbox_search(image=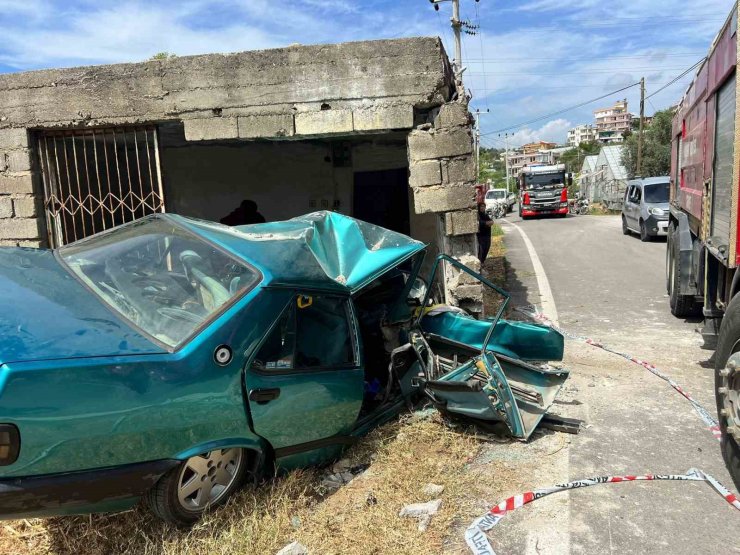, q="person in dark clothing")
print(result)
[476,201,493,265]
[220,200,266,226]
